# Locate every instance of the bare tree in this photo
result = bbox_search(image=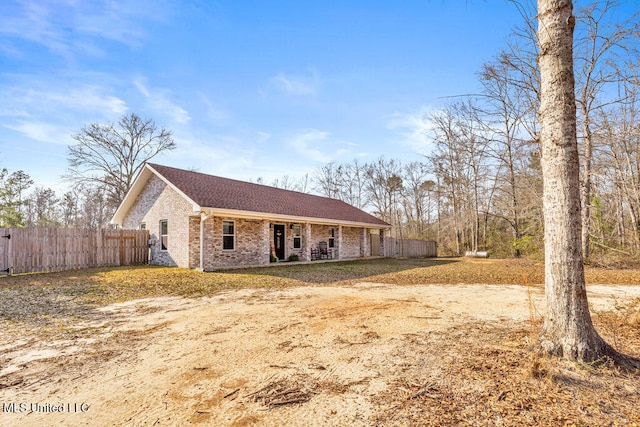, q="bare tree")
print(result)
[574,0,640,259]
[480,56,536,256]
[599,78,640,253]
[365,158,403,227]
[66,113,176,210]
[24,187,60,227]
[314,162,343,199]
[426,106,465,254]
[270,175,297,190]
[426,101,494,254]
[61,190,81,227]
[536,0,636,366]
[341,159,369,210]
[401,161,433,238]
[296,173,311,193]
[78,185,113,229]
